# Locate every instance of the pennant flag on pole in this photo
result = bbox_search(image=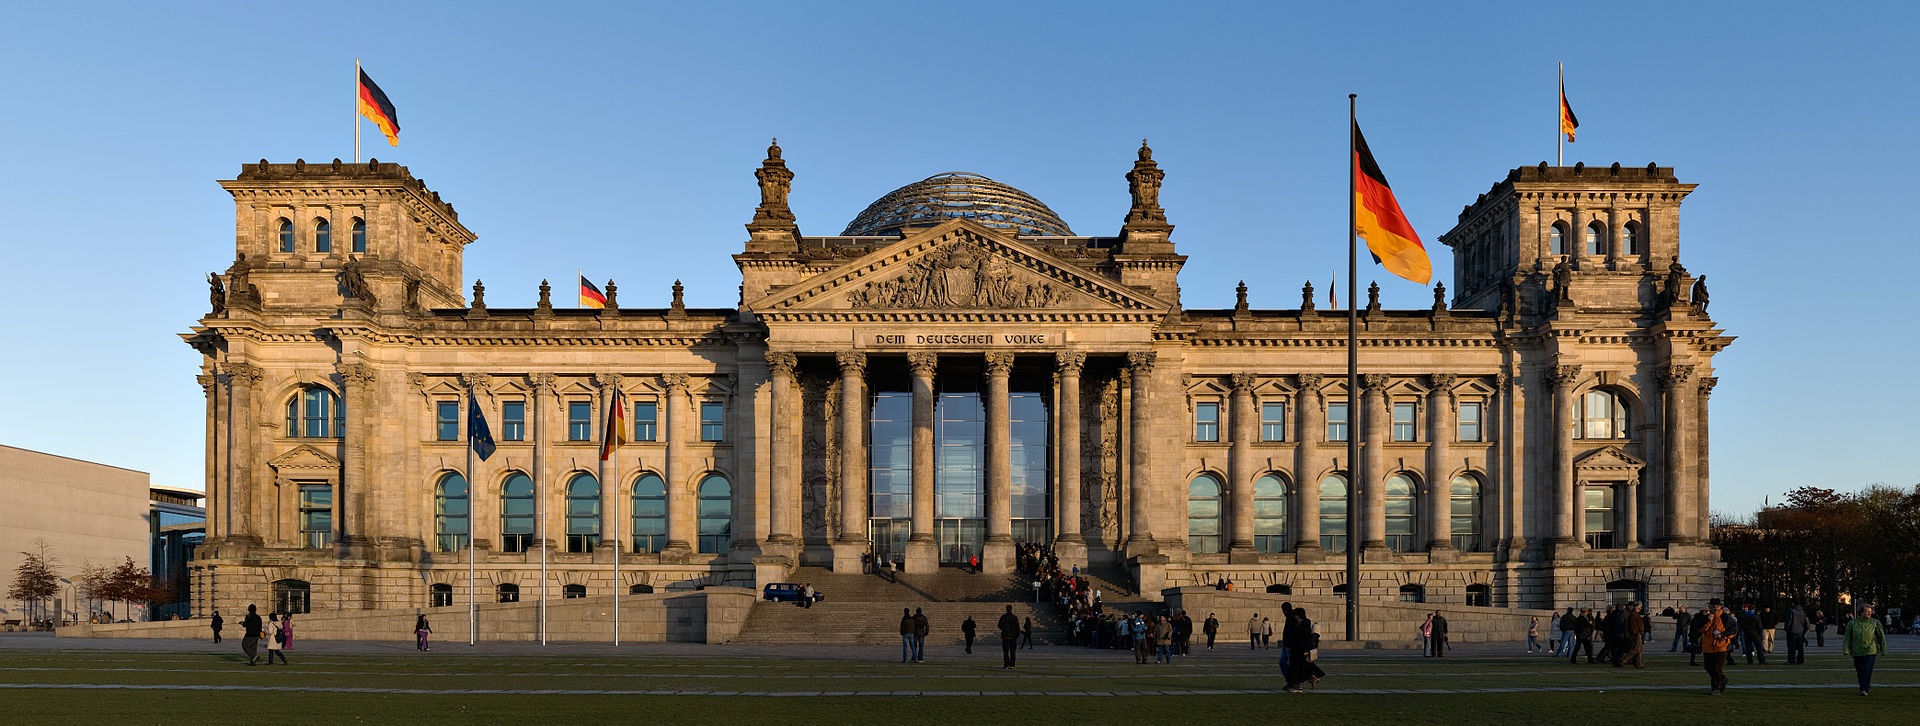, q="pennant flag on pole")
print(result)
[579,275,607,309]
[1560,70,1579,143]
[357,69,400,147]
[600,389,628,461]
[1352,121,1431,285]
[467,392,496,461]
